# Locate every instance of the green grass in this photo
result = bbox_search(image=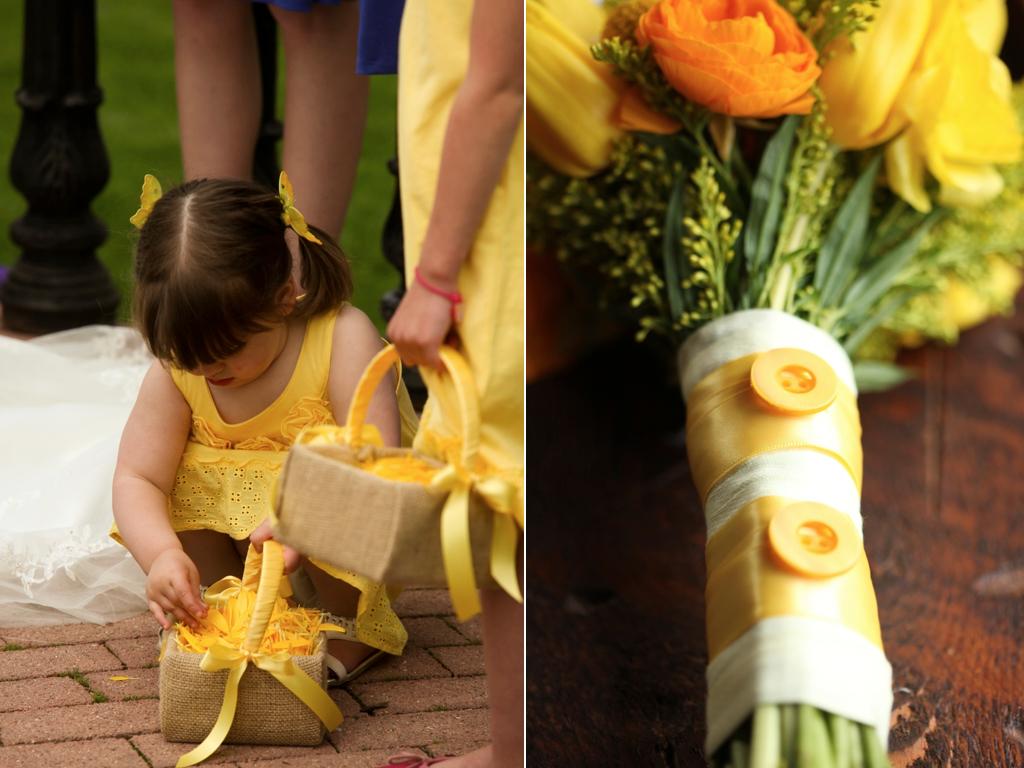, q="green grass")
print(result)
[0,1,399,329]
[58,668,110,703]
[1,643,24,651]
